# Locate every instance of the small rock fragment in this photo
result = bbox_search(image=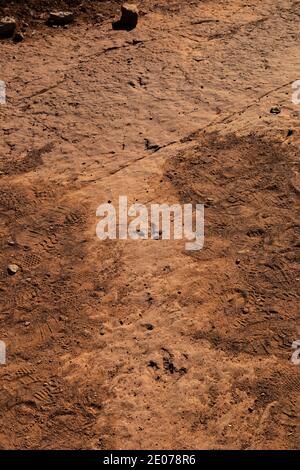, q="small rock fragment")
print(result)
[144,138,160,152]
[94,14,104,24]
[47,11,74,26]
[113,3,139,31]
[270,106,281,114]
[7,264,19,275]
[13,32,24,43]
[0,17,17,38]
